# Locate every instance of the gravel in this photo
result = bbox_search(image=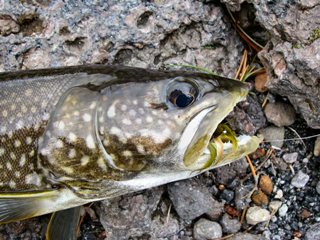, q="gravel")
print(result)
[193,218,222,240]
[220,213,241,234]
[246,206,271,225]
[269,201,283,213]
[291,171,310,188]
[282,152,299,164]
[305,223,320,240]
[259,126,285,148]
[264,102,296,127]
[278,204,289,217]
